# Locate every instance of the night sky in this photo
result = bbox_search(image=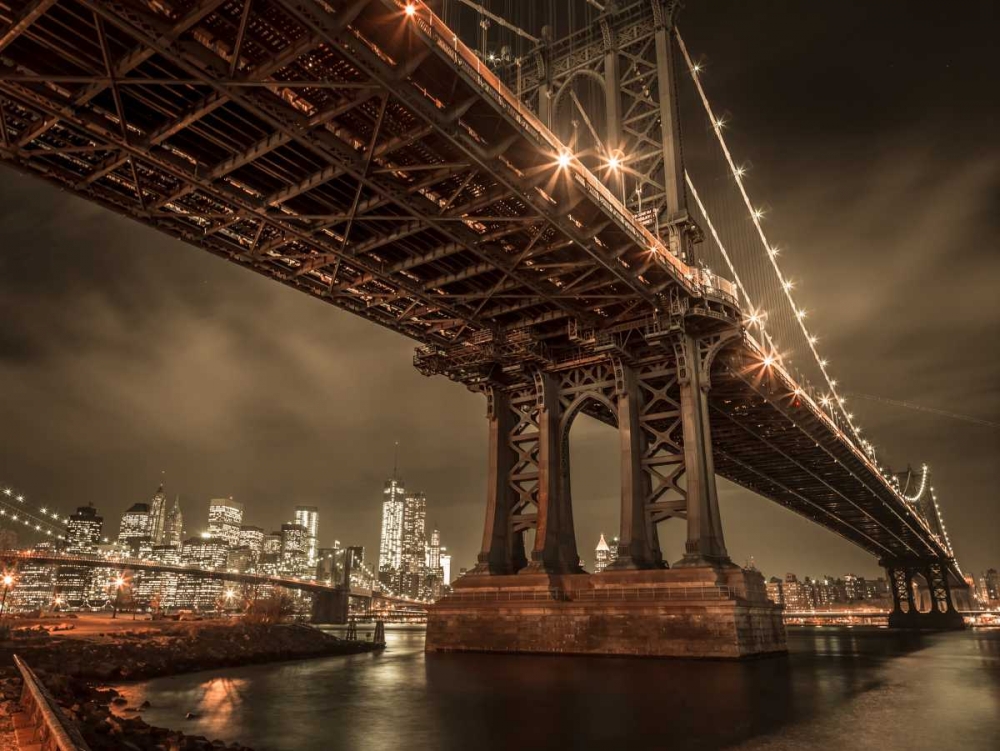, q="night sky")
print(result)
[0,1,997,581]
